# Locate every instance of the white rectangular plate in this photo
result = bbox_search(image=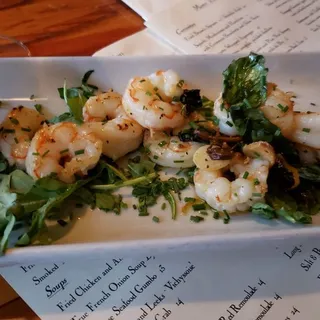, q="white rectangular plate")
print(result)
[1,53,320,266]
